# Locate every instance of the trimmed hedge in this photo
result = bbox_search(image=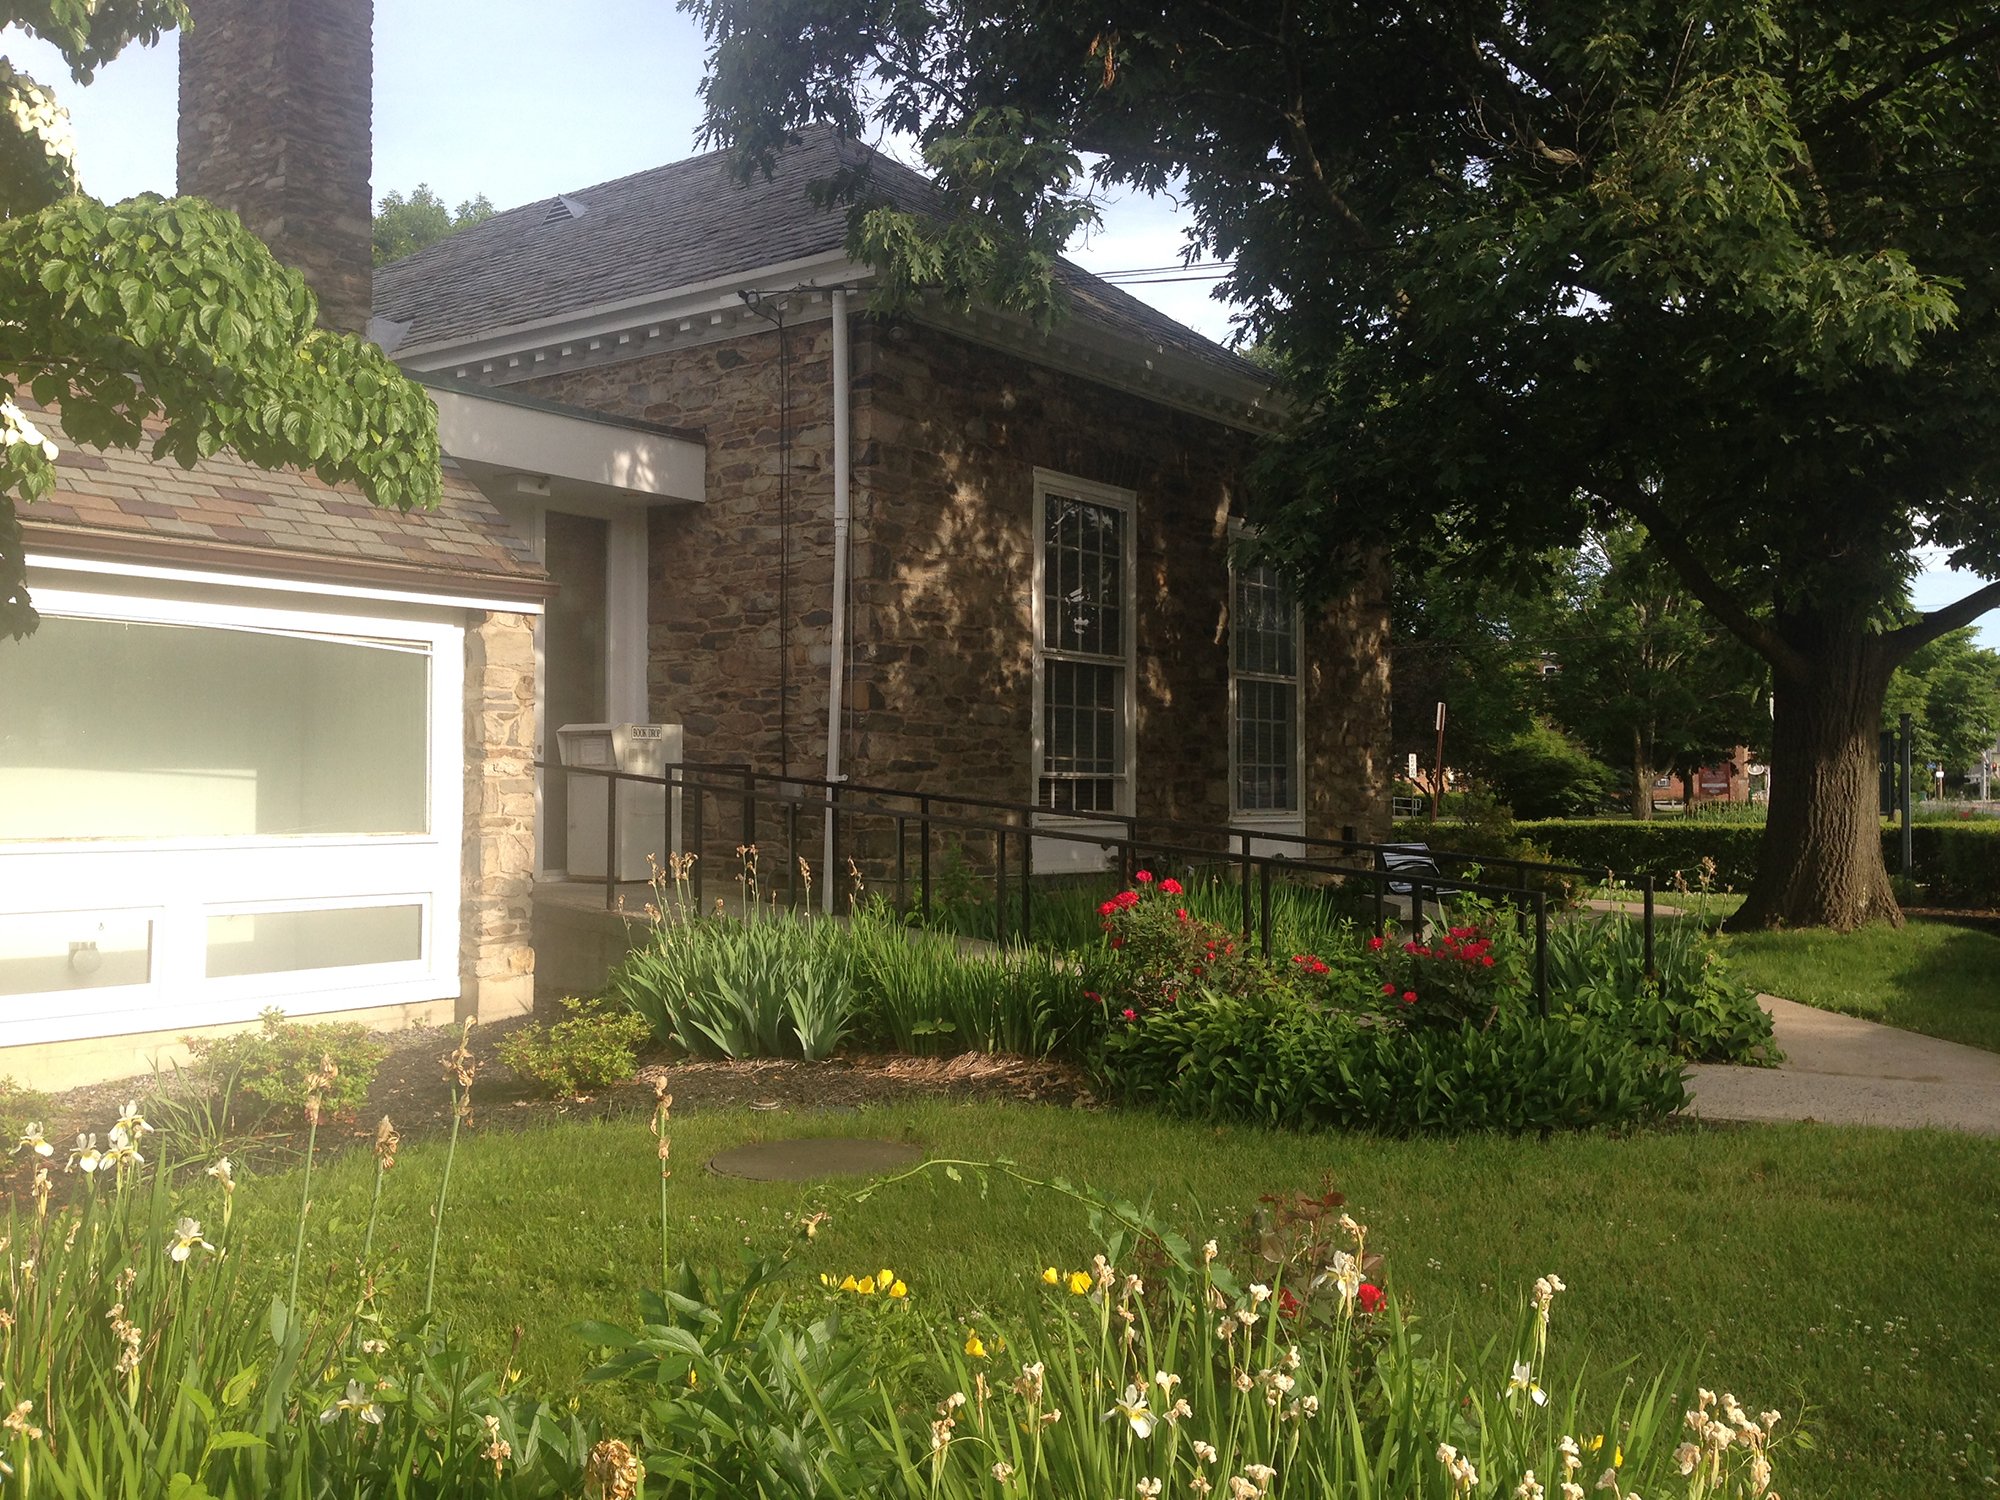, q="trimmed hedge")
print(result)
[1397,816,2000,905]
